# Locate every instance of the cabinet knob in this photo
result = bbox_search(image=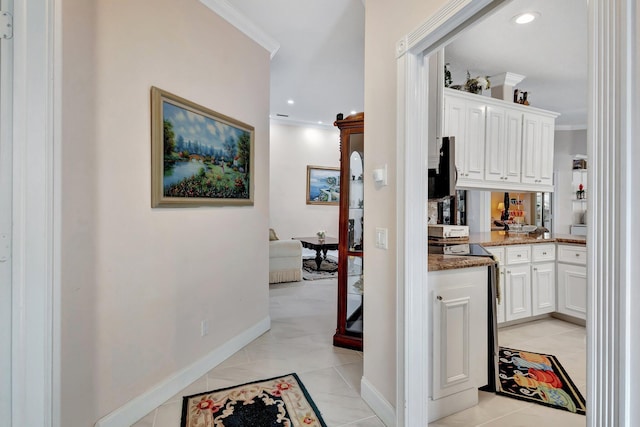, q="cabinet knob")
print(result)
[576,253,580,257]
[517,254,522,257]
[533,267,538,271]
[507,270,511,274]
[504,177,508,180]
[542,252,547,255]
[436,295,443,301]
